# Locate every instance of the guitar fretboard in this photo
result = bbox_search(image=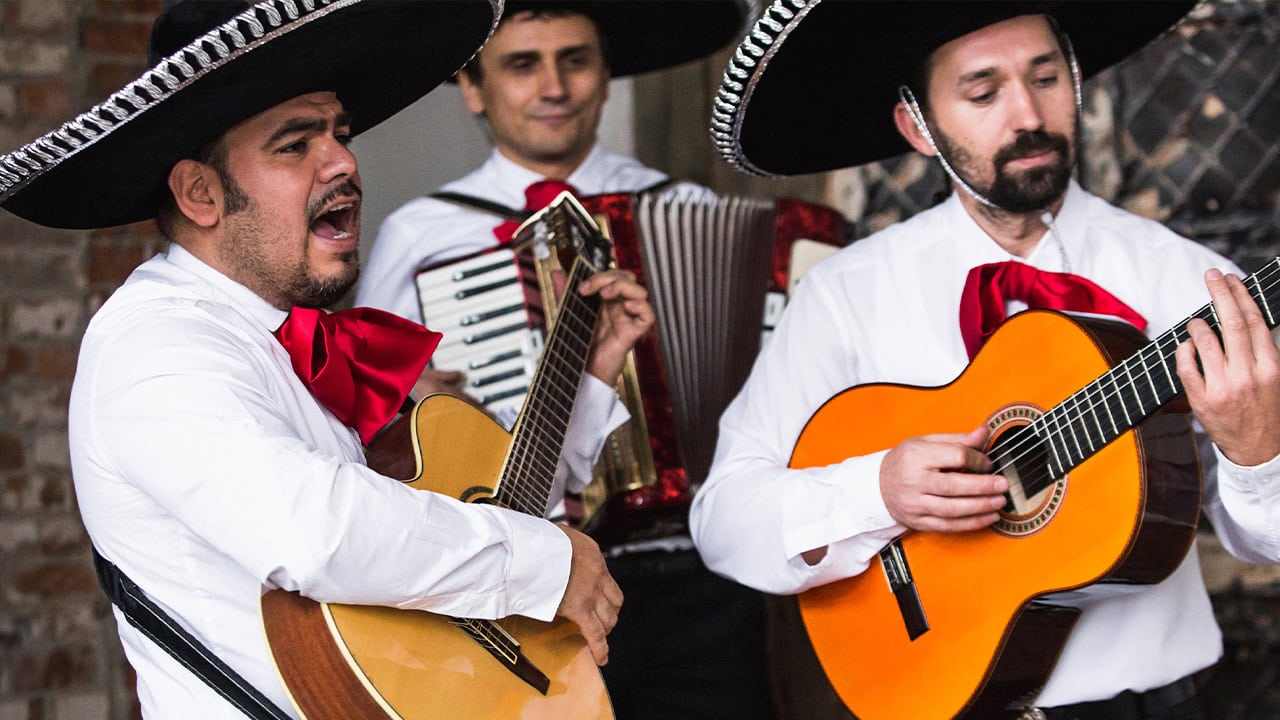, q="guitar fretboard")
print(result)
[997,257,1280,496]
[491,198,608,518]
